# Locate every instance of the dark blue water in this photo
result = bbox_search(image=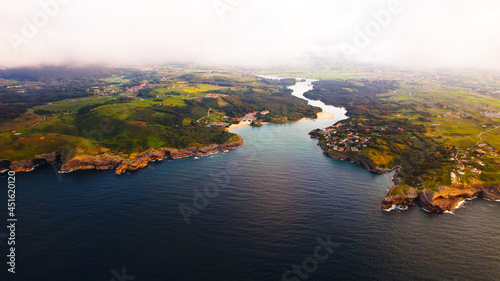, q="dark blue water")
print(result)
[1,80,499,281]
